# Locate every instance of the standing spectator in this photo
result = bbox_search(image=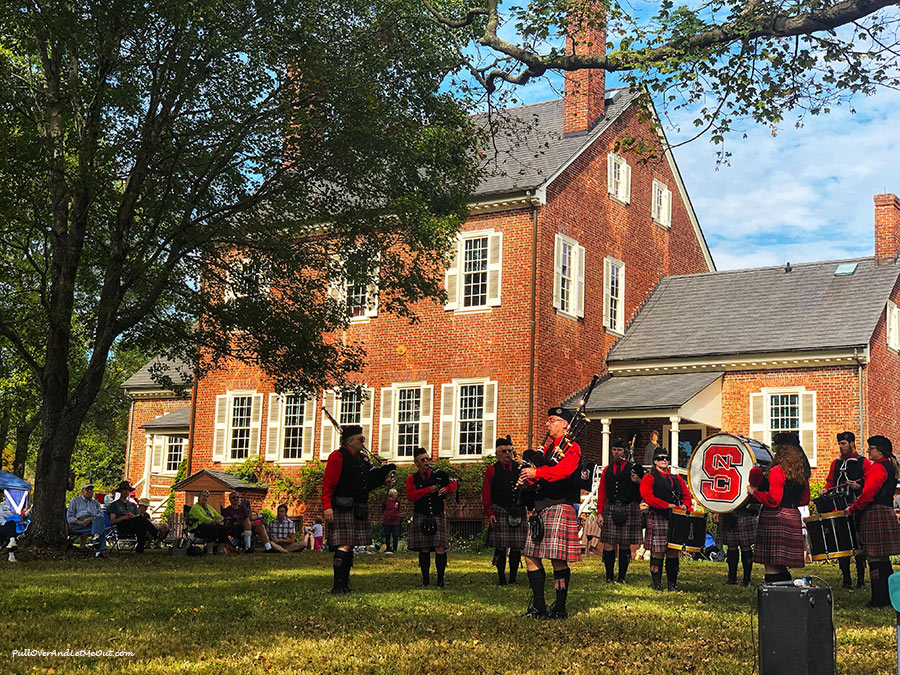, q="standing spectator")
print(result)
[382,489,401,554]
[266,505,305,552]
[643,431,660,462]
[66,483,107,558]
[312,517,324,551]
